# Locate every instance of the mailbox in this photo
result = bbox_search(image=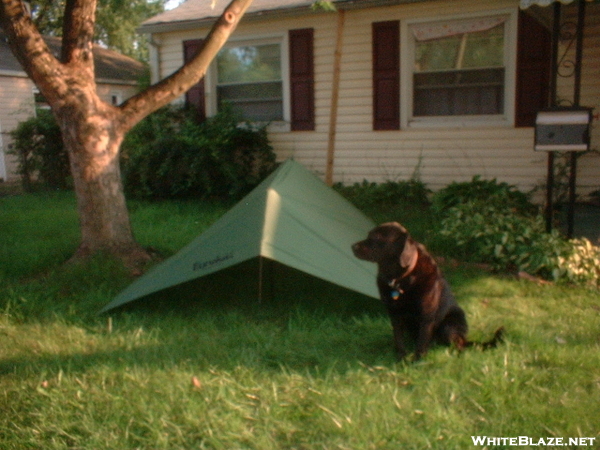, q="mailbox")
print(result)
[535,107,592,152]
